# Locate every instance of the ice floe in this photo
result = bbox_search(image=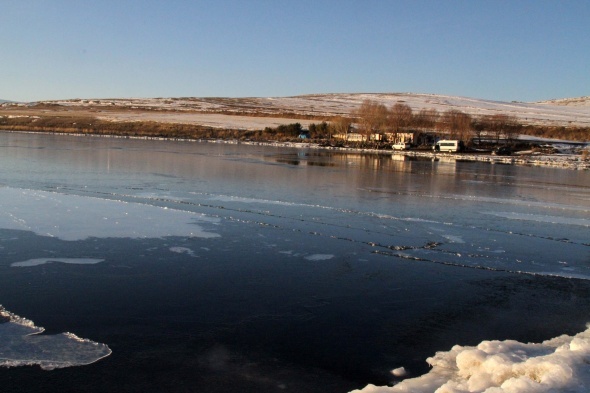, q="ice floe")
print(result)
[0,305,111,370]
